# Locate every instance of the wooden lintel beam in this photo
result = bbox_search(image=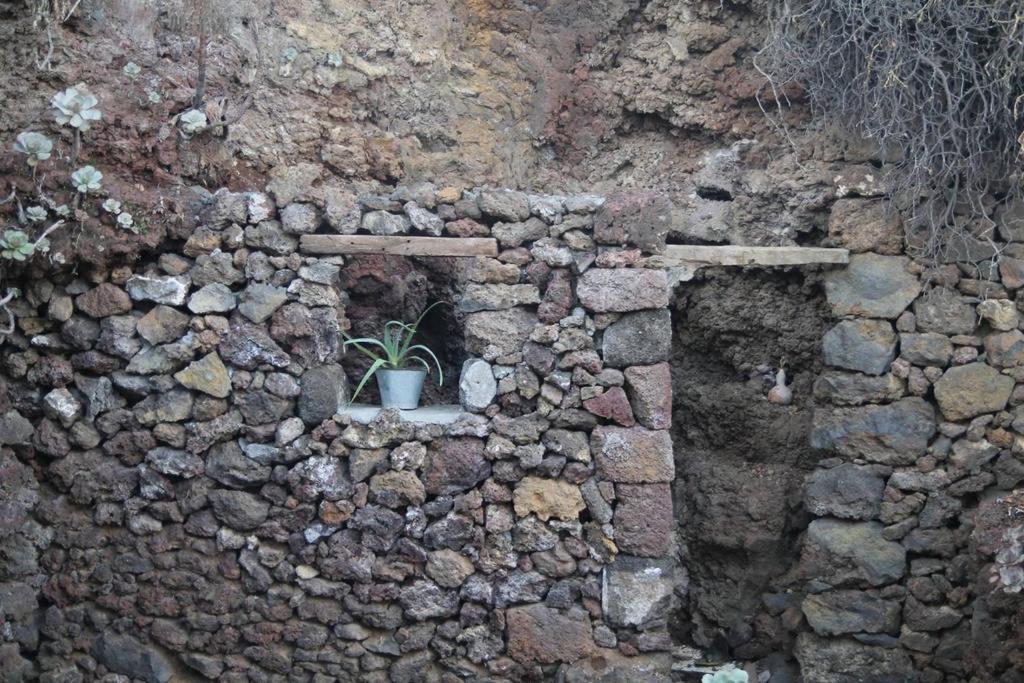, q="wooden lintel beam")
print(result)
[662,245,849,267]
[300,235,499,257]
